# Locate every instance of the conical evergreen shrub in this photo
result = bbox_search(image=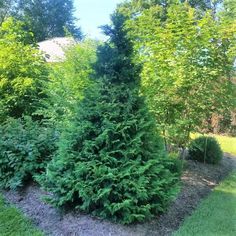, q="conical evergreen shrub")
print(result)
[41,12,179,224]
